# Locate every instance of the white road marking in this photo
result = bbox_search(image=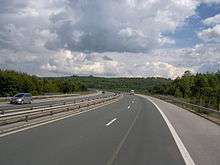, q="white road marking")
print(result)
[144,96,195,165]
[0,99,119,138]
[106,118,117,126]
[128,105,131,109]
[106,107,142,165]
